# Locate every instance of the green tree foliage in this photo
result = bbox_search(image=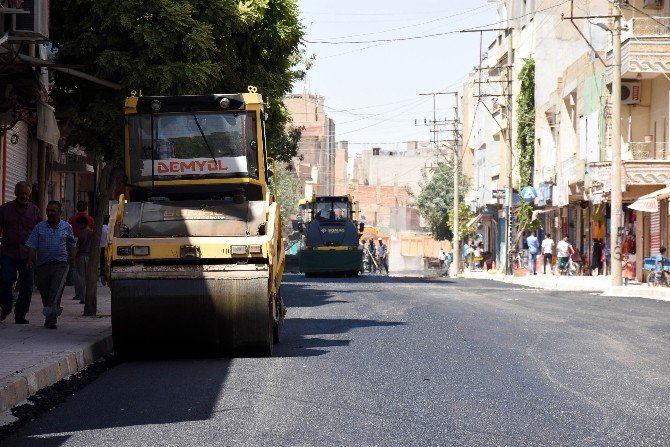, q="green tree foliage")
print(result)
[50,0,305,161]
[415,162,469,241]
[448,202,477,242]
[516,58,539,233]
[275,161,303,229]
[48,0,304,314]
[272,125,304,165]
